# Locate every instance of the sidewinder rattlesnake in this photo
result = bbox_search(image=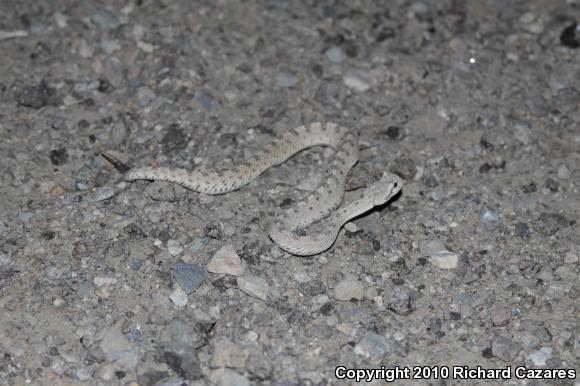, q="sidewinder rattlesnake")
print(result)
[125,122,402,256]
